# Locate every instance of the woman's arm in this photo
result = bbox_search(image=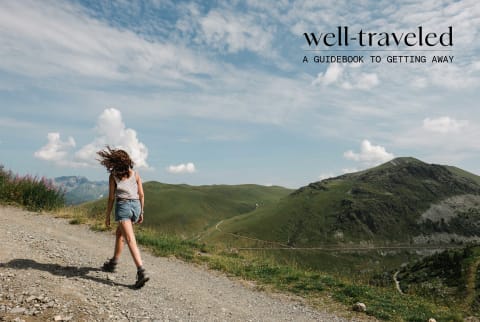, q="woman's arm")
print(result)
[105,174,116,228]
[136,172,145,224]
